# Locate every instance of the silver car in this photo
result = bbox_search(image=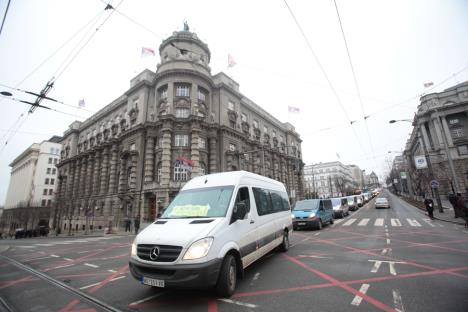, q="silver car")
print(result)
[331,197,349,218]
[375,197,390,209]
